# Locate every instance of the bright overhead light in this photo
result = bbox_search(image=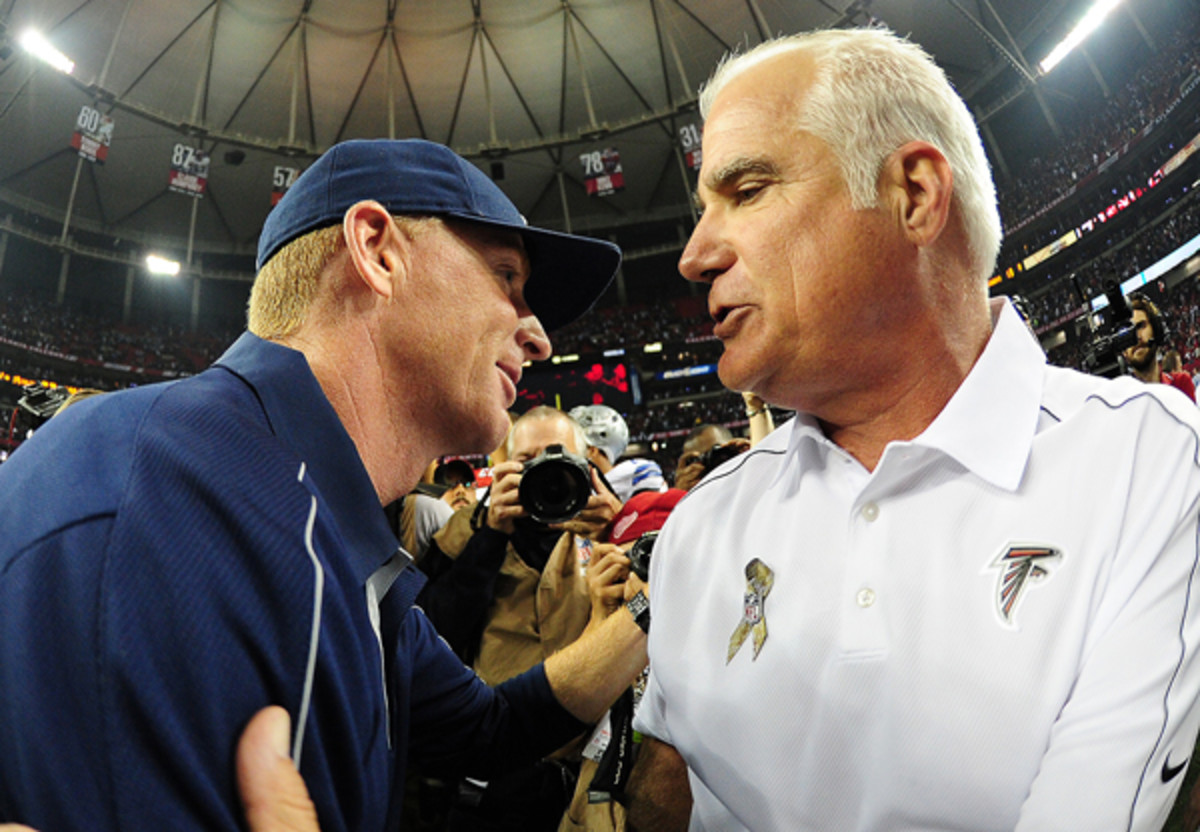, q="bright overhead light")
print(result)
[1038,0,1124,75]
[18,29,75,75]
[145,254,181,276]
